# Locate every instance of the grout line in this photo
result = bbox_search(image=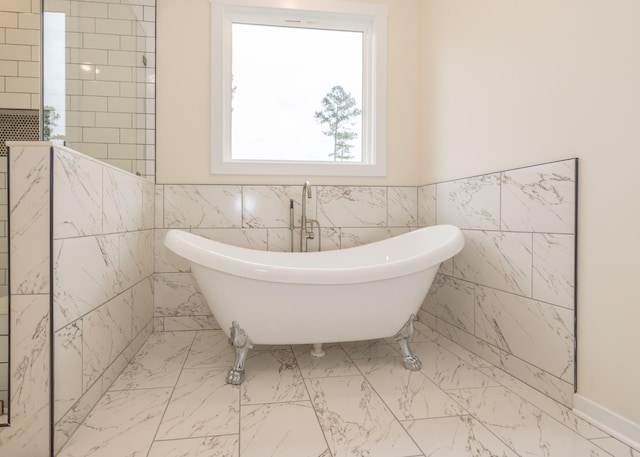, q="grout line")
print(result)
[142,330,198,457]
[294,345,335,457]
